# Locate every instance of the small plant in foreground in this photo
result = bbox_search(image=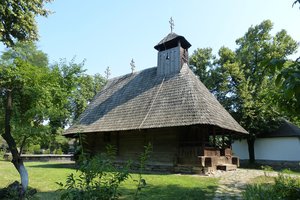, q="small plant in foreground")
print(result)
[261,165,273,177]
[281,168,293,174]
[242,184,277,200]
[0,181,37,200]
[57,145,131,200]
[243,173,300,200]
[133,143,152,199]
